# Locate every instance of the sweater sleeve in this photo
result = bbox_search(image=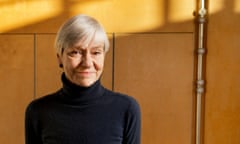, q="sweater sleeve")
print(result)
[25,103,42,144]
[123,98,141,144]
